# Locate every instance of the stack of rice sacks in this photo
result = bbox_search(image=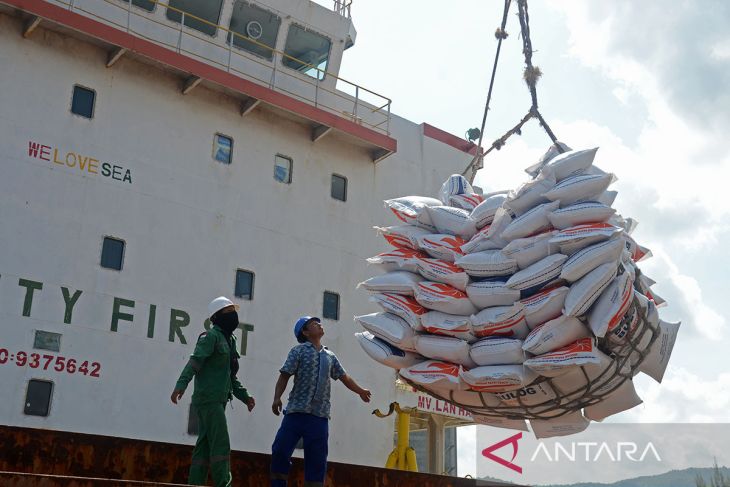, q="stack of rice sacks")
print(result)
[355,144,680,438]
